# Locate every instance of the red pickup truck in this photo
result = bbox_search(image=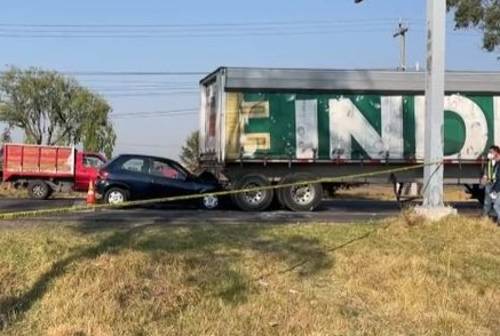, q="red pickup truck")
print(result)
[1,144,106,199]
